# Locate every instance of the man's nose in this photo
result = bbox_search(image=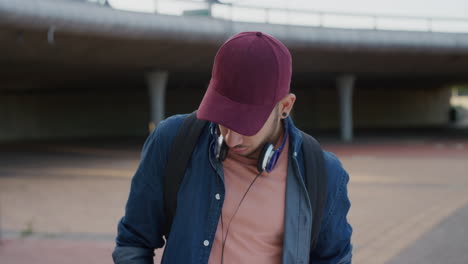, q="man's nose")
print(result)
[224,129,243,148]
